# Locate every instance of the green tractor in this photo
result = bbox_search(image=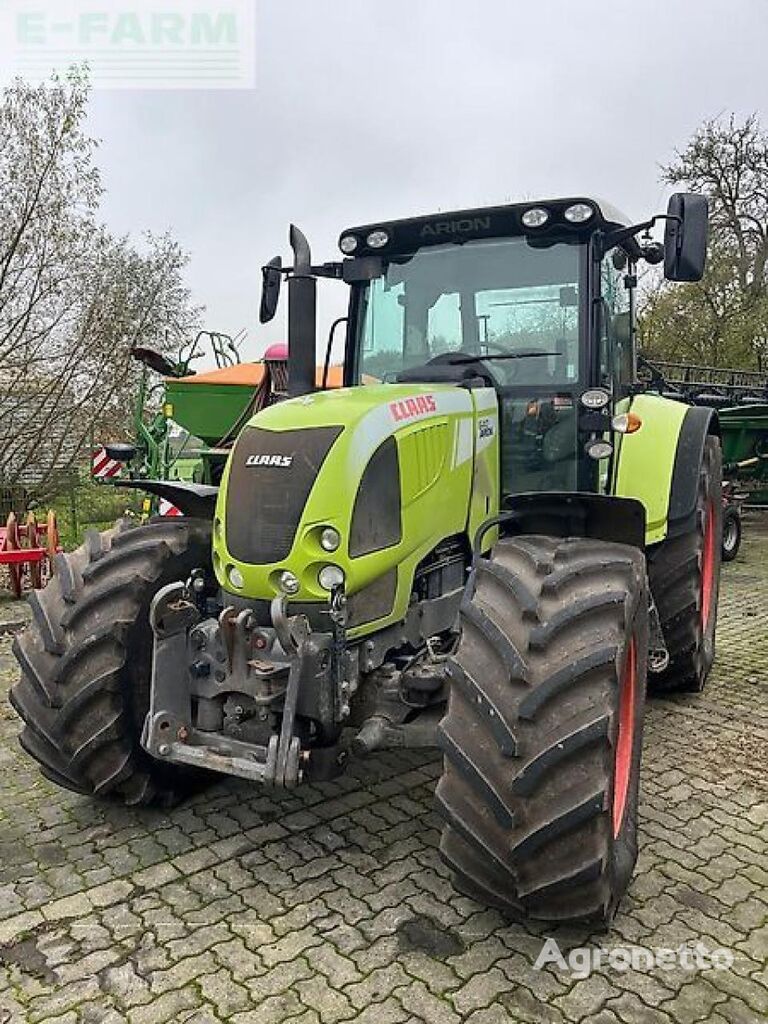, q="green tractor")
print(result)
[11,193,719,926]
